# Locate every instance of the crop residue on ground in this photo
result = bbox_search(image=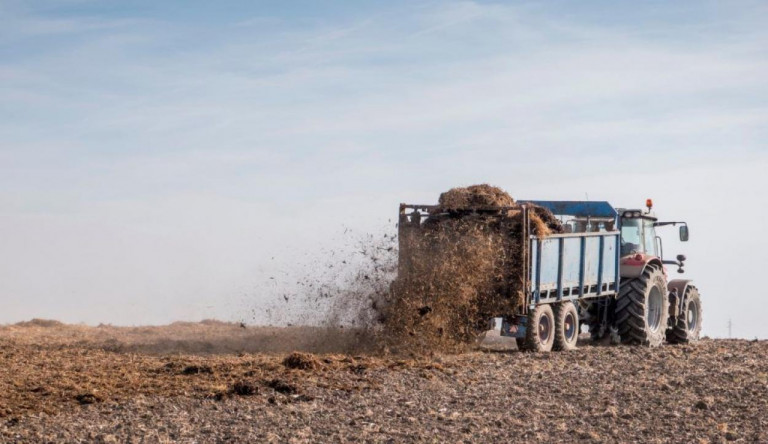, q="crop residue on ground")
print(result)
[0,322,766,442]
